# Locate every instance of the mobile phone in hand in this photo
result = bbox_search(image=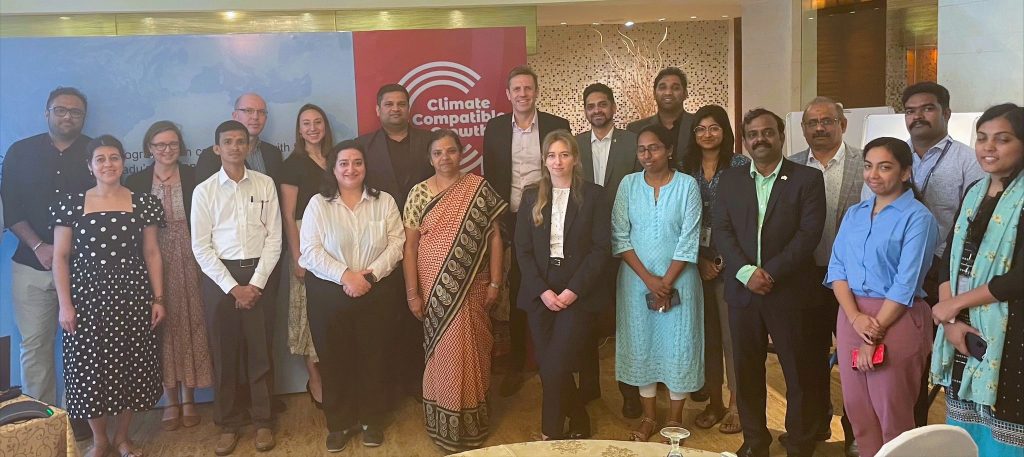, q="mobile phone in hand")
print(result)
[965,333,987,361]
